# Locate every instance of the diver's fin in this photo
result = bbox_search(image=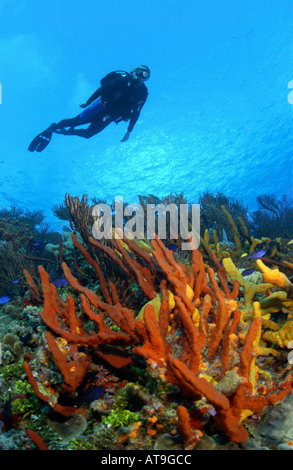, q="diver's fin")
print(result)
[28,128,53,152]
